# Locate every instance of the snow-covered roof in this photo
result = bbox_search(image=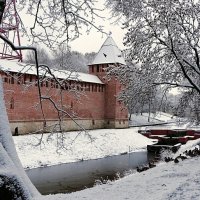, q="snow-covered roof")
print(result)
[0,59,104,84]
[91,36,126,65]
